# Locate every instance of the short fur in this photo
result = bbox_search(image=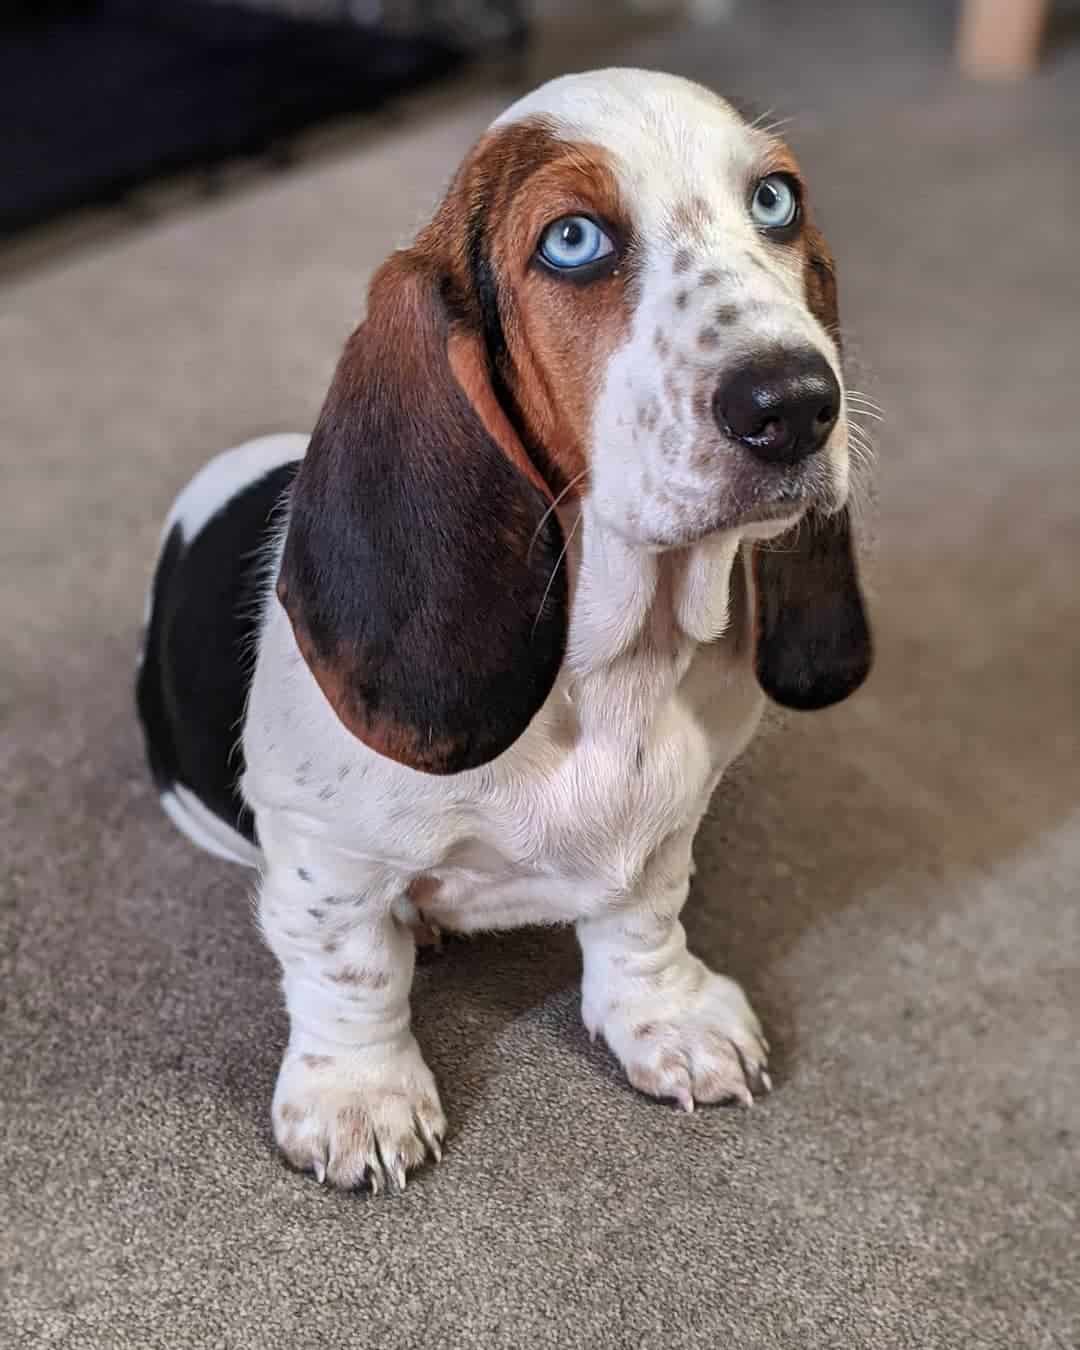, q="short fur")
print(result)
[138,69,874,1193]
